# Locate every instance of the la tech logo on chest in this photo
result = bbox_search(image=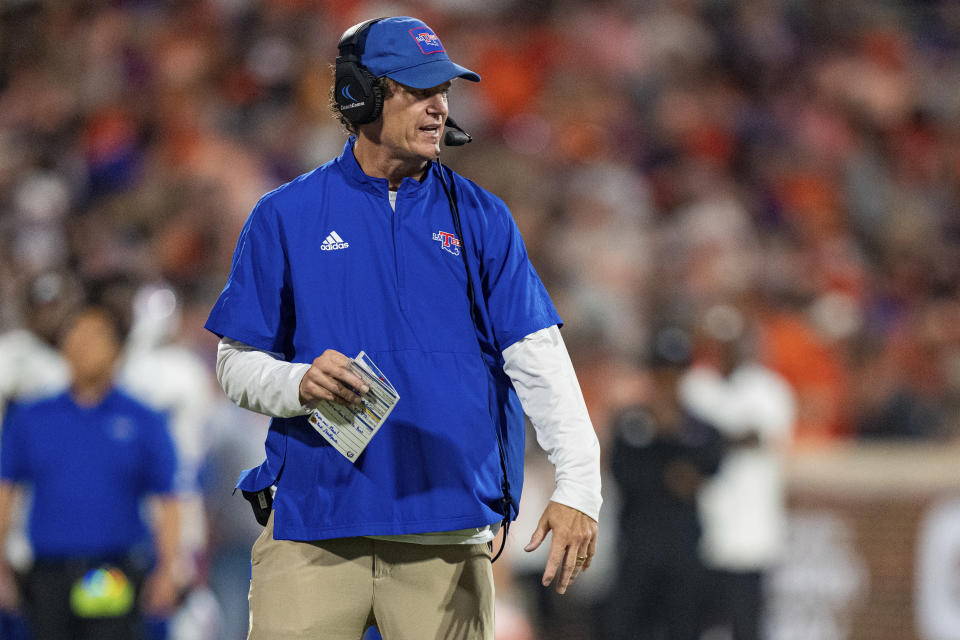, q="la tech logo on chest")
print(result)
[432,230,460,256]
